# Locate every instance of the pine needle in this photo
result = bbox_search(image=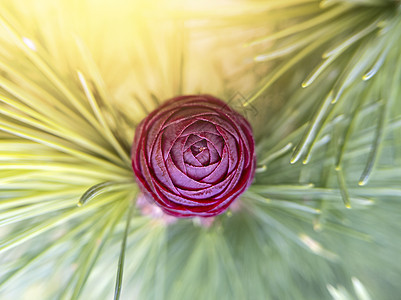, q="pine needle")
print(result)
[113,202,134,300]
